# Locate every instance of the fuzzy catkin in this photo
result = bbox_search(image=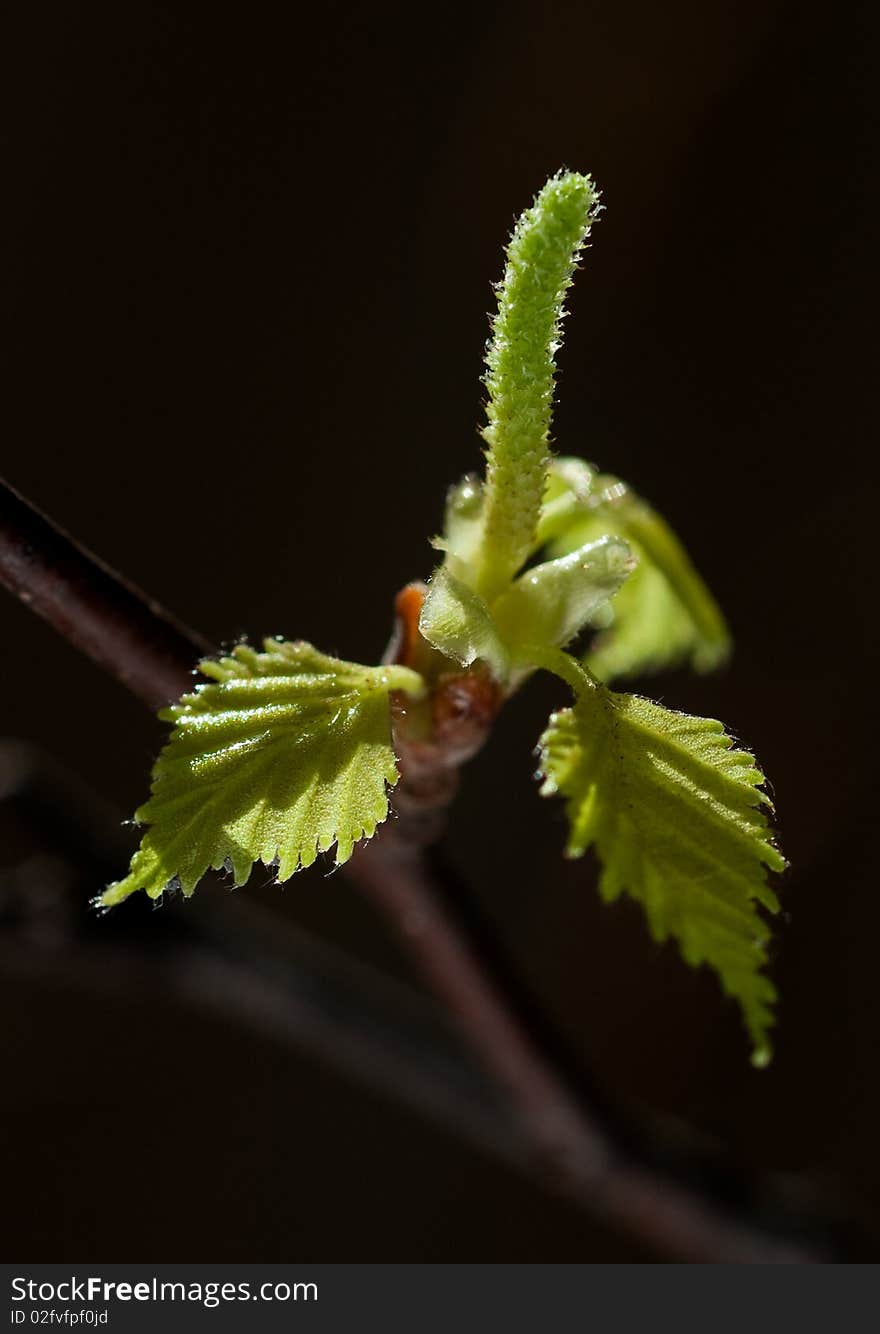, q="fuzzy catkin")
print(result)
[477,171,599,599]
